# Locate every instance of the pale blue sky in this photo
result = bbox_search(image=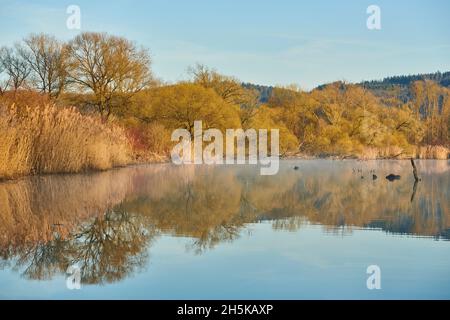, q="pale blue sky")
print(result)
[0,0,449,89]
